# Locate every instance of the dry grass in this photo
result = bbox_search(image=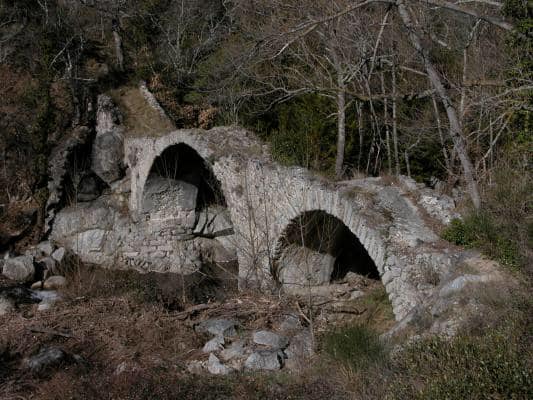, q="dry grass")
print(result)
[0,265,355,399]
